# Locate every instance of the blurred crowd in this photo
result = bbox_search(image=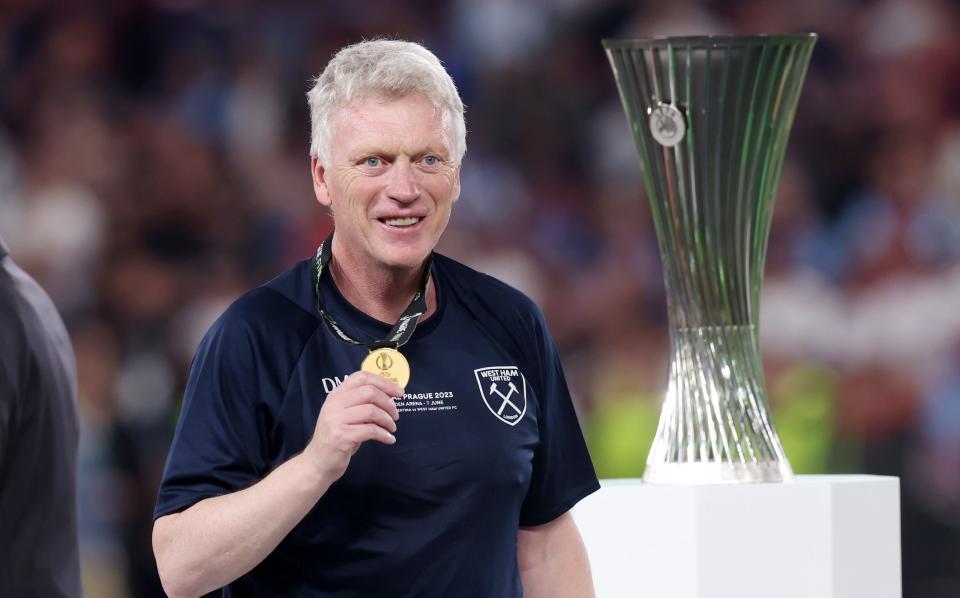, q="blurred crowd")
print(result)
[1,0,959,596]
